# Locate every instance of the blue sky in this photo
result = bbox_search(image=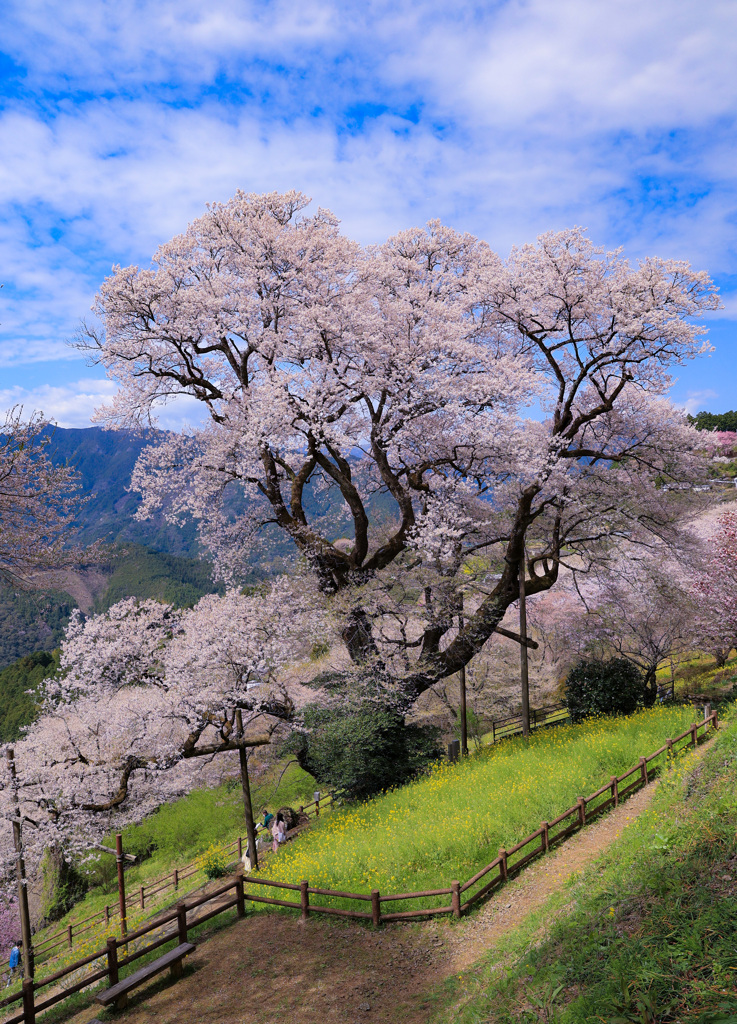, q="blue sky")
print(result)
[0,0,736,428]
